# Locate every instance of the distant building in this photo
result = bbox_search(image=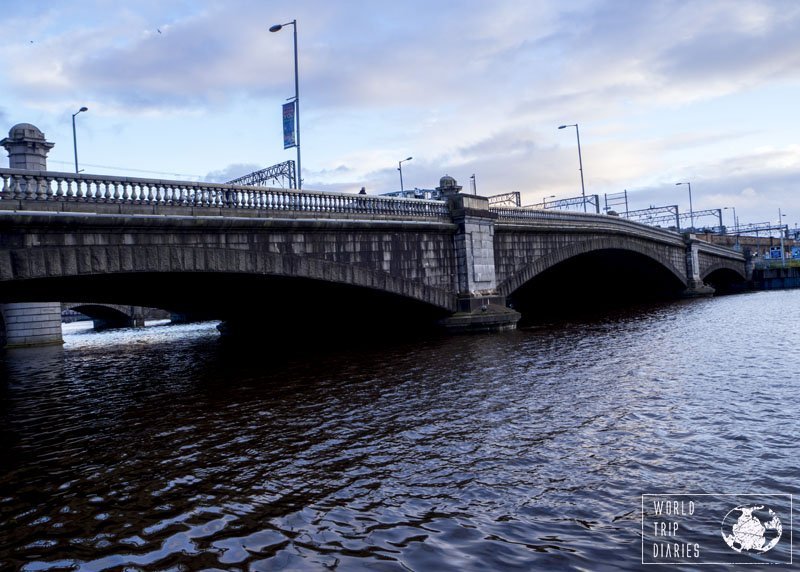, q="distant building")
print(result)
[381,187,442,200]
